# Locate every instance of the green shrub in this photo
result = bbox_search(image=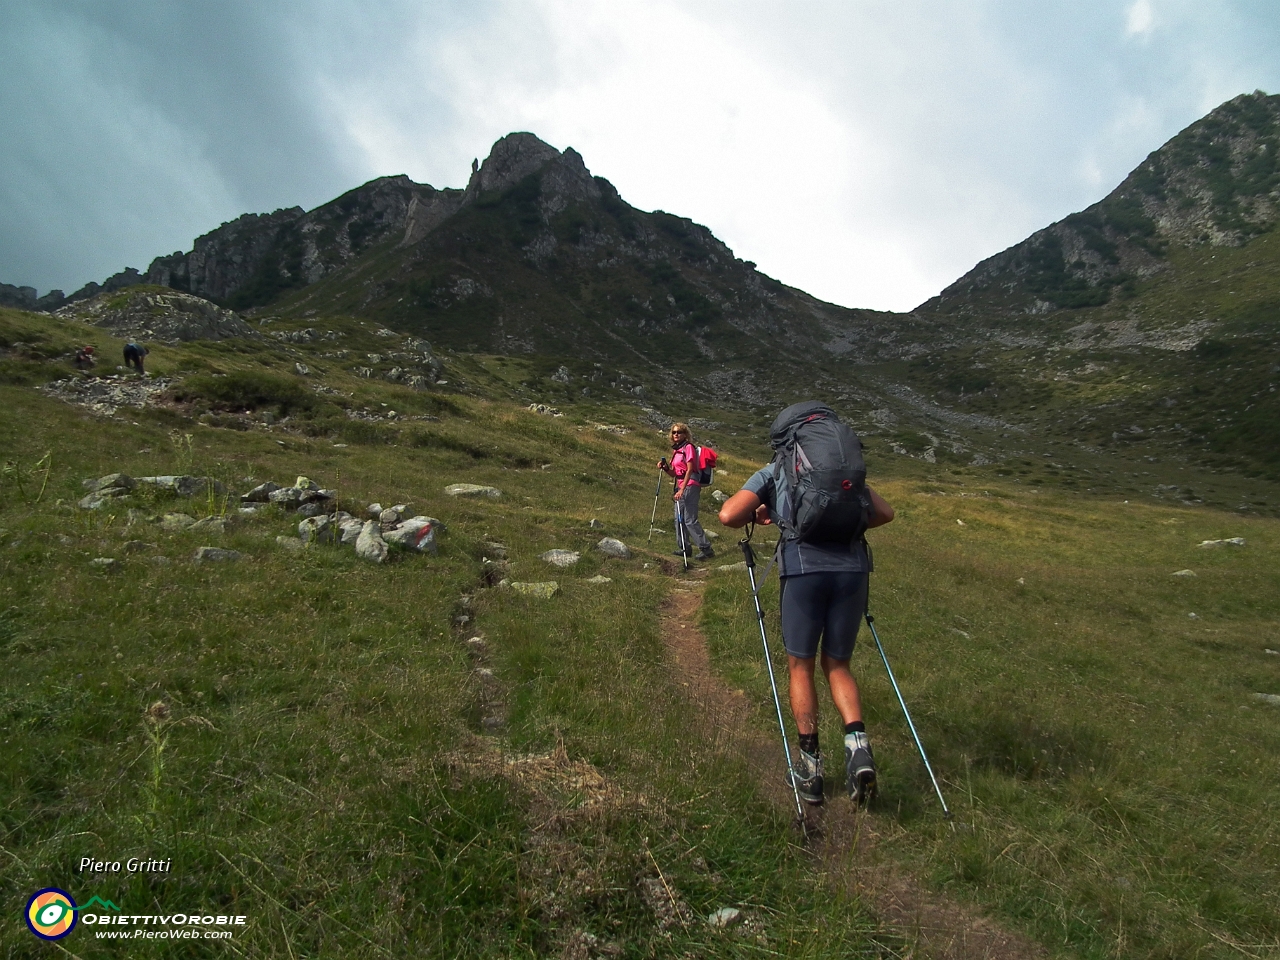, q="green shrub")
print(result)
[171,370,318,415]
